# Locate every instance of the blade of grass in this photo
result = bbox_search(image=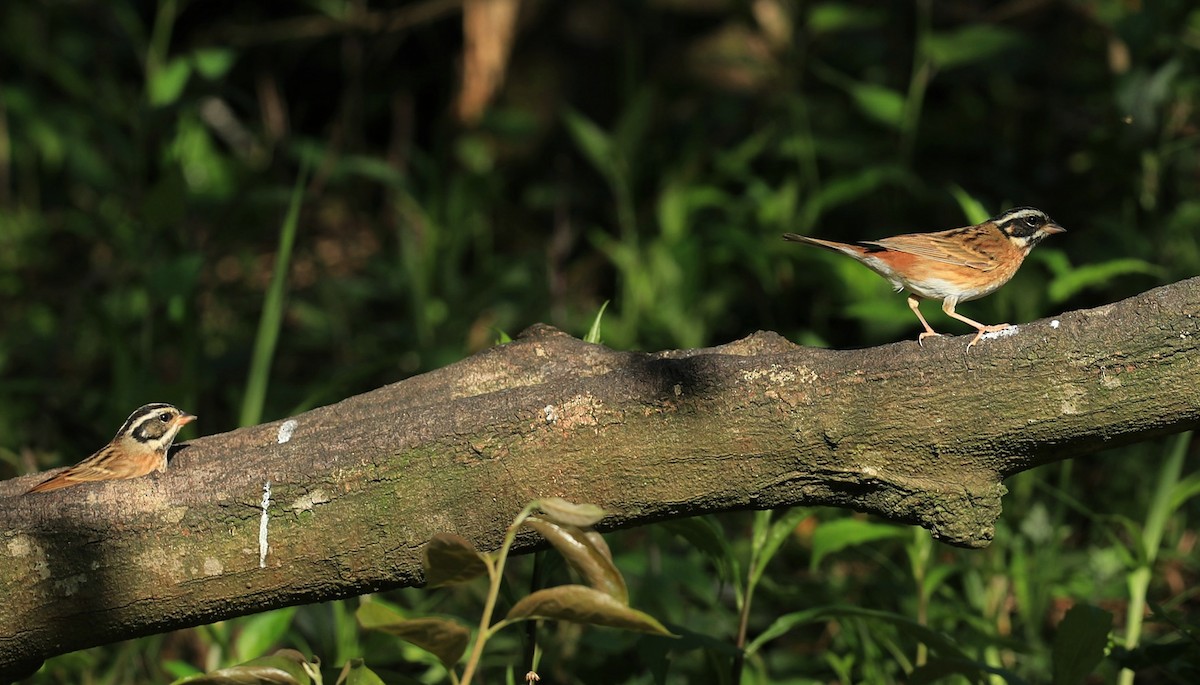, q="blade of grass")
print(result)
[239,165,310,427]
[584,301,609,344]
[1117,430,1192,685]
